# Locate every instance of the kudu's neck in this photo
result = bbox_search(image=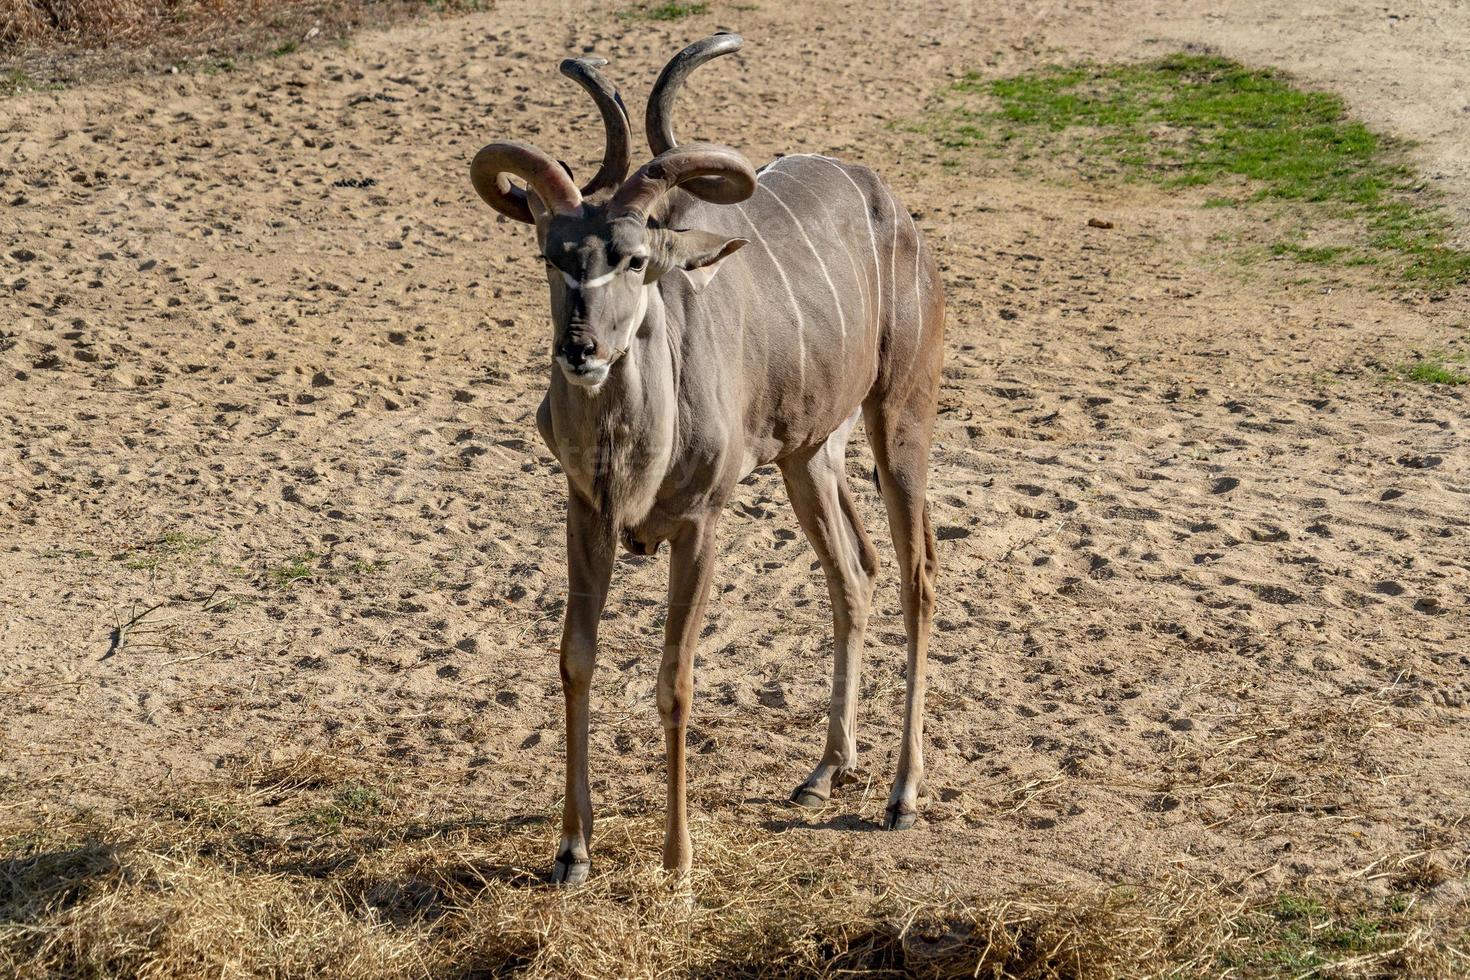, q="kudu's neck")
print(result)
[548,286,679,528]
